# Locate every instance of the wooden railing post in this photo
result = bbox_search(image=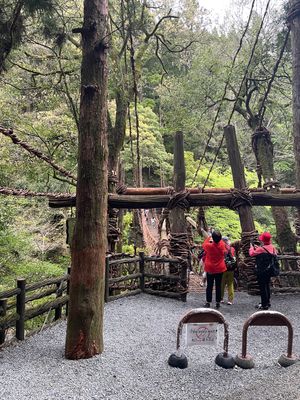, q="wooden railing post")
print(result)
[0,298,7,344]
[66,267,71,317]
[105,256,110,302]
[139,252,145,292]
[55,281,63,320]
[16,278,26,341]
